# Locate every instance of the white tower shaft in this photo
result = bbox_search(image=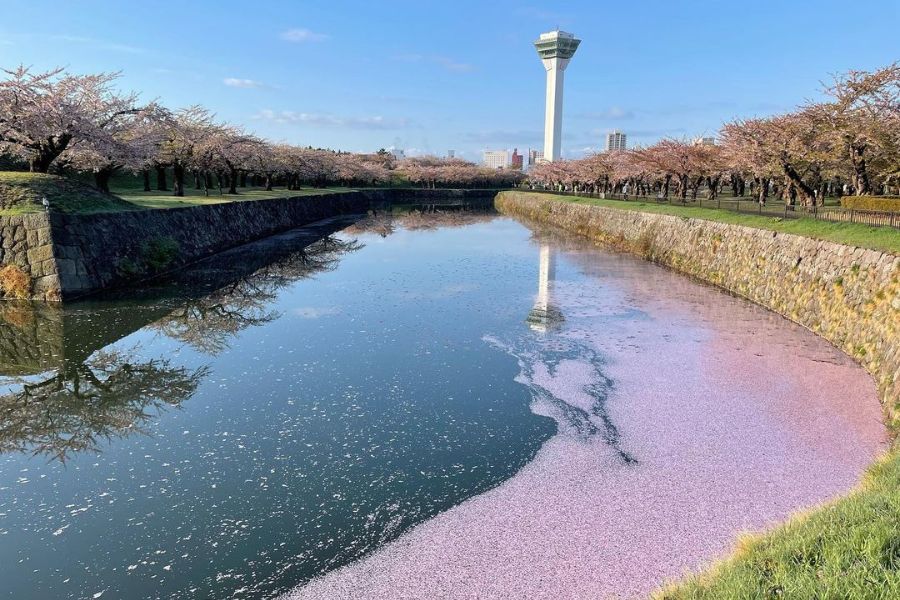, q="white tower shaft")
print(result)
[542,57,570,162]
[535,243,553,313]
